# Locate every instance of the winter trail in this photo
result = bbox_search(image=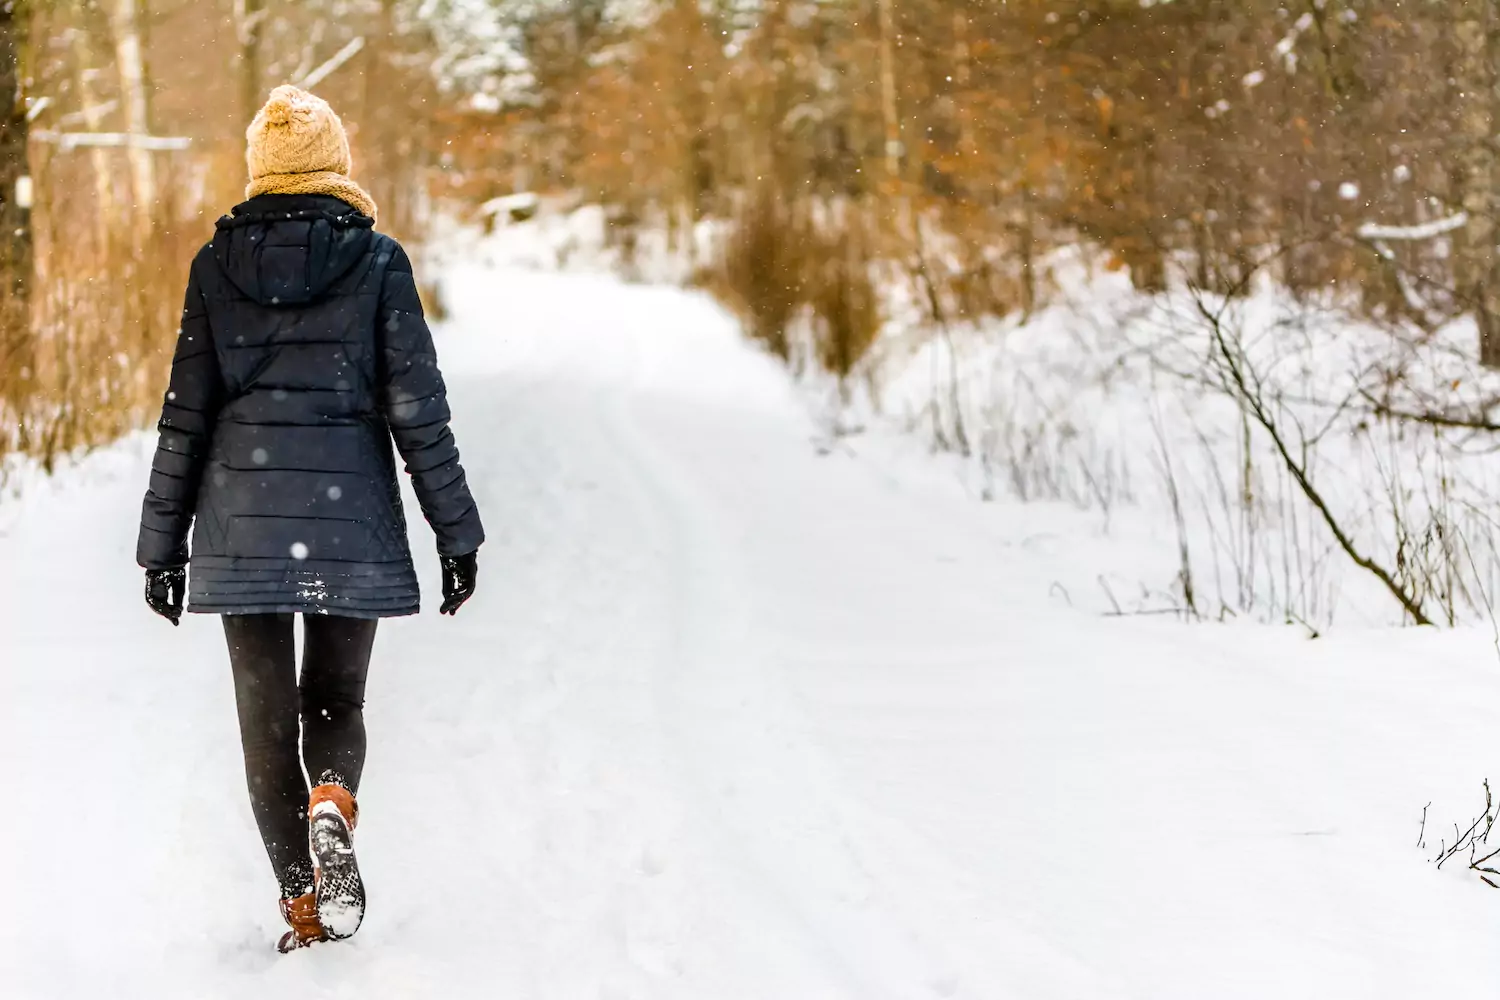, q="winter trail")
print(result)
[4,259,1500,998]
